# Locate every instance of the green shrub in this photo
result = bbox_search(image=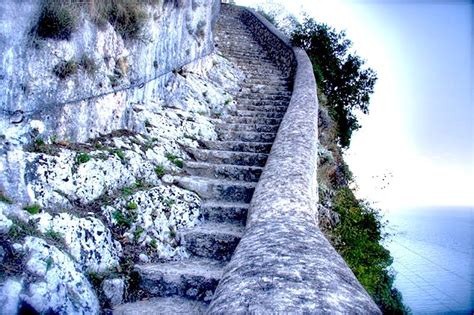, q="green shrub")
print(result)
[154,165,166,178]
[114,149,126,161]
[112,210,132,228]
[126,201,138,210]
[34,0,78,40]
[332,188,408,313]
[23,204,41,215]
[165,153,183,168]
[54,60,78,79]
[76,152,91,164]
[133,227,145,241]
